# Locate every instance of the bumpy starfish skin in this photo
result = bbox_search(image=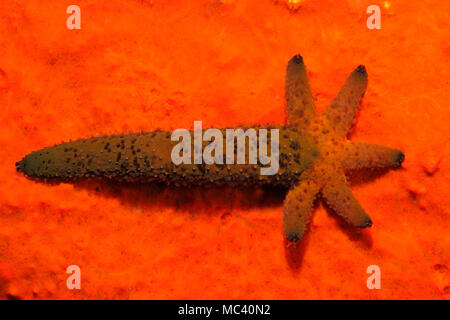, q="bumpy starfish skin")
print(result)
[282,55,404,241]
[16,55,404,243]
